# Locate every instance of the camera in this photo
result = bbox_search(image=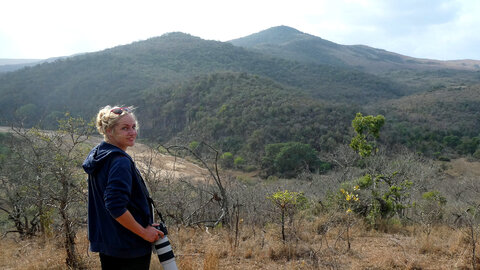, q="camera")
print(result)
[153,223,178,270]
